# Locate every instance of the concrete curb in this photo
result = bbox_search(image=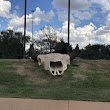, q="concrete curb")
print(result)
[0,98,110,110]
